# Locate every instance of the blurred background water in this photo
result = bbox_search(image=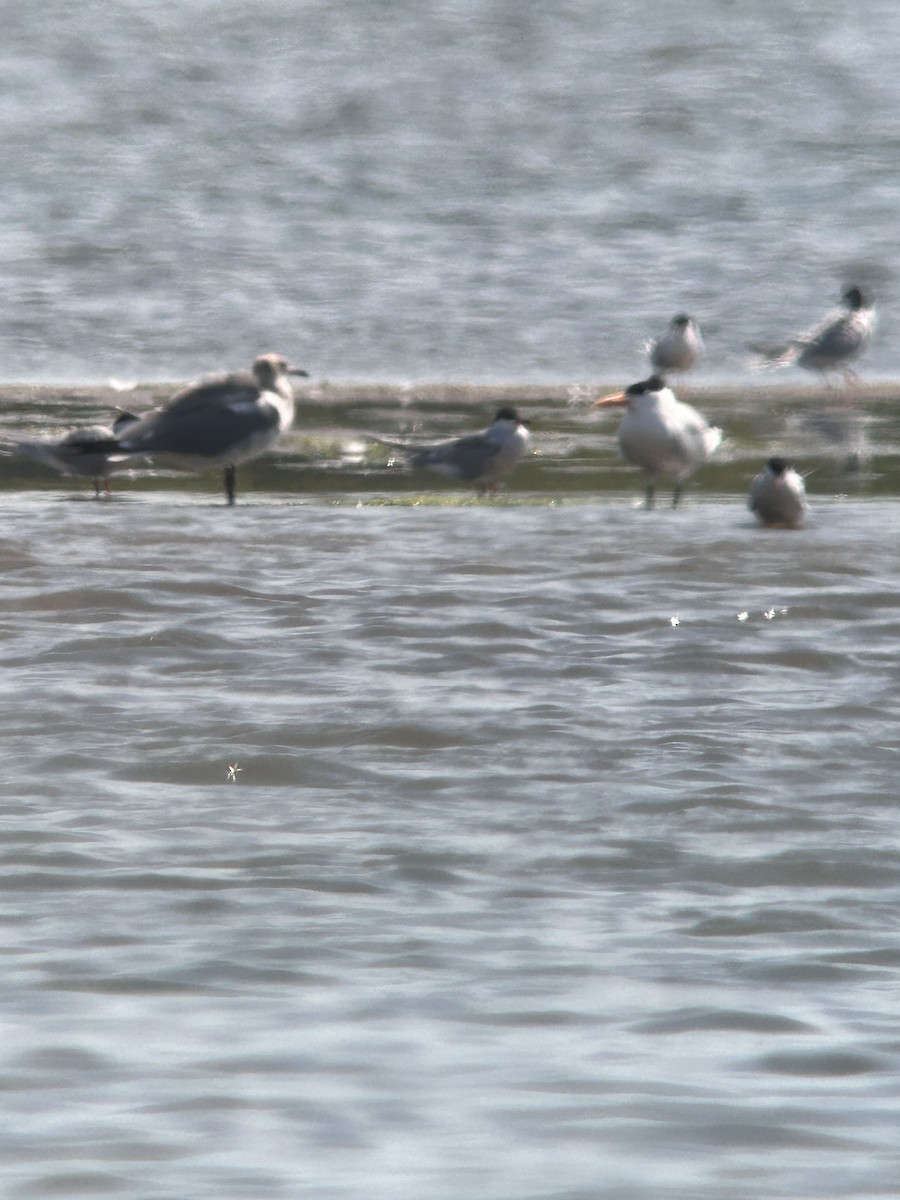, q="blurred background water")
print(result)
[0,0,896,383]
[3,4,900,1199]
